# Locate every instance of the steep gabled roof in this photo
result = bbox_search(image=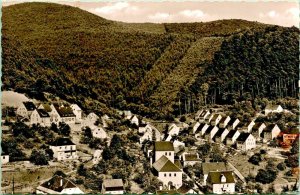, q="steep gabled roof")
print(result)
[23,101,36,111]
[264,124,278,132]
[227,118,239,126]
[265,104,281,110]
[236,132,251,142]
[214,128,226,138]
[40,103,52,112]
[204,125,214,134]
[155,141,174,151]
[252,122,264,131]
[40,175,77,192]
[55,106,76,117]
[226,130,238,139]
[207,171,235,184]
[184,154,200,161]
[195,123,205,133]
[152,155,181,172]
